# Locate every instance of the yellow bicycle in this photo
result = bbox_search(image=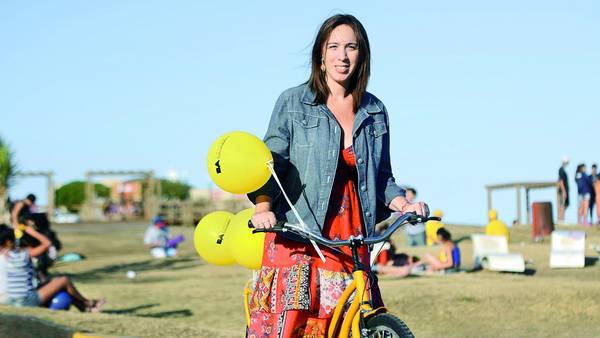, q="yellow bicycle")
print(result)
[245,213,439,337]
